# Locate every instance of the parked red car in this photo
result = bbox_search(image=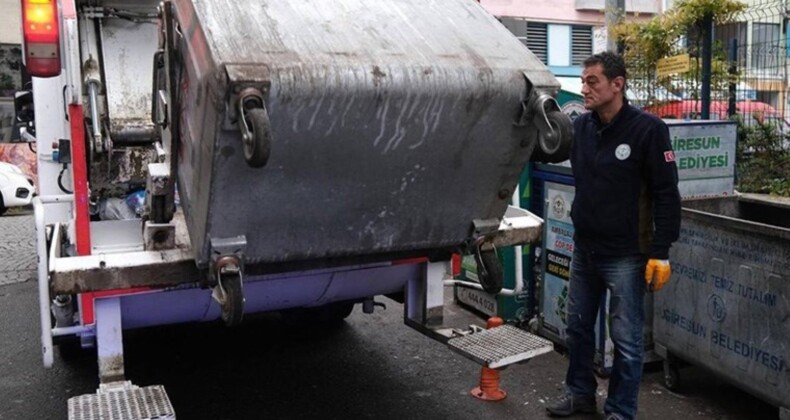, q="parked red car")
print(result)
[643,99,788,130]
